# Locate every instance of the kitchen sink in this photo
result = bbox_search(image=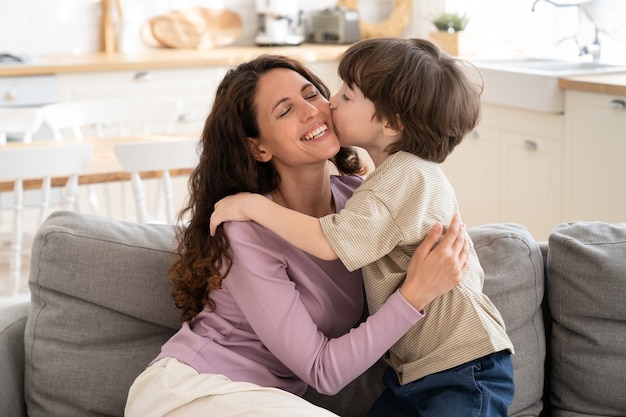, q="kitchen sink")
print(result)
[472,58,626,113]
